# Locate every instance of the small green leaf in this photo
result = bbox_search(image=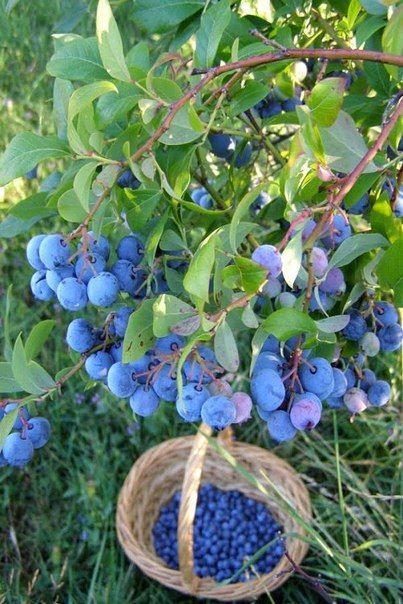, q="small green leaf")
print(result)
[195,0,231,67]
[144,210,169,265]
[158,104,204,146]
[125,190,161,231]
[214,320,239,373]
[73,161,99,212]
[229,80,269,116]
[307,78,345,127]
[315,315,350,333]
[0,362,21,394]
[328,233,389,268]
[234,257,267,294]
[53,79,74,141]
[58,189,88,223]
[262,309,317,341]
[0,133,69,186]
[96,0,131,82]
[11,335,55,395]
[123,299,155,363]
[183,232,217,303]
[47,36,109,82]
[132,0,204,34]
[229,183,266,253]
[153,294,196,337]
[25,320,56,361]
